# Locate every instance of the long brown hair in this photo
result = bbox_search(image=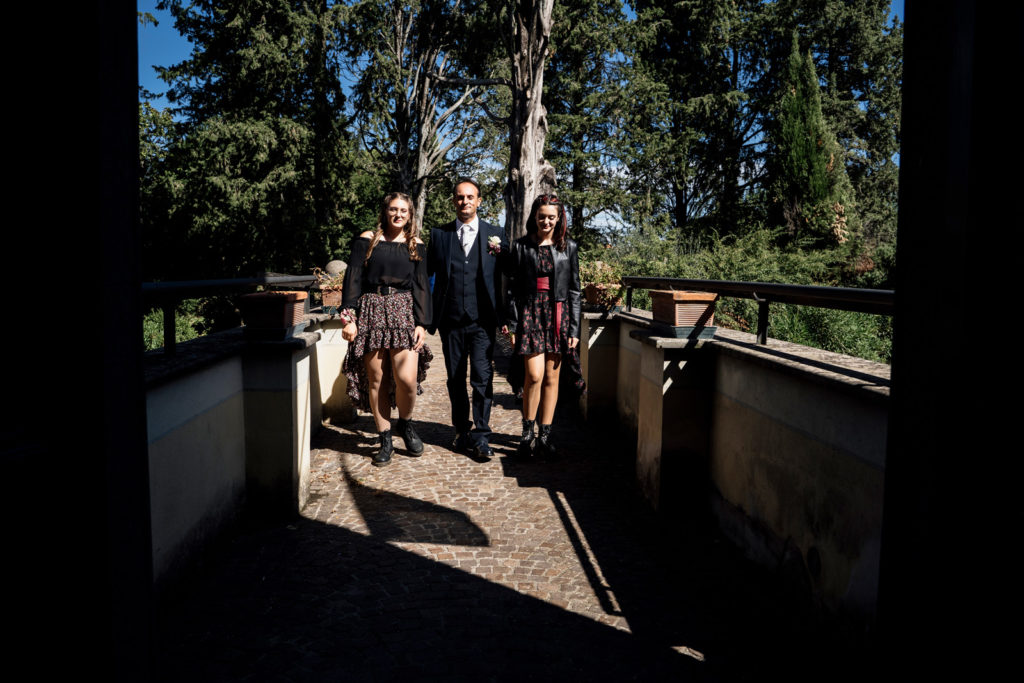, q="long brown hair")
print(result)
[525,194,569,251]
[365,192,422,264]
